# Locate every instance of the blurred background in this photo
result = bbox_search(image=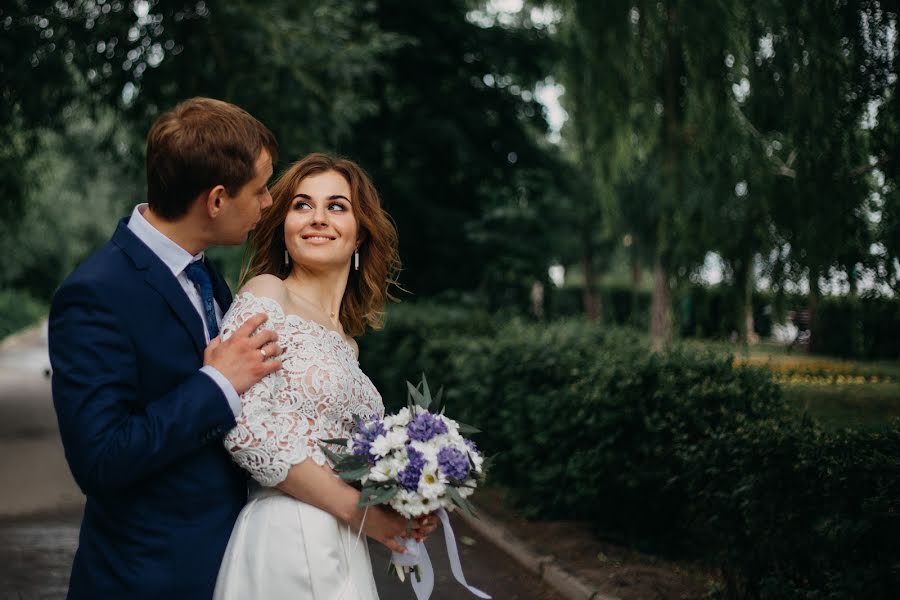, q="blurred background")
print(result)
[2,1,900,598]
